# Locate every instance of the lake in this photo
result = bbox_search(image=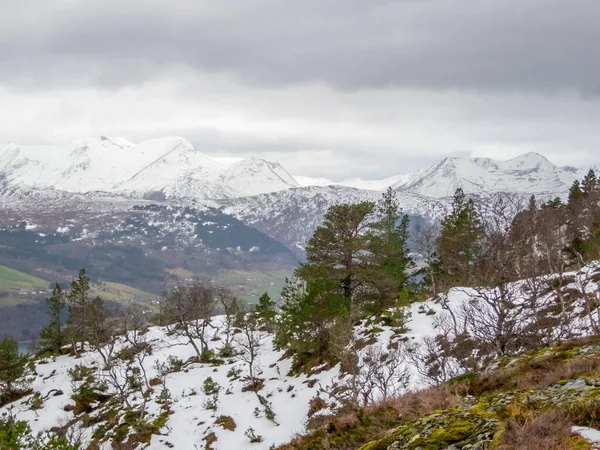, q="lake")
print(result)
[18,342,30,354]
